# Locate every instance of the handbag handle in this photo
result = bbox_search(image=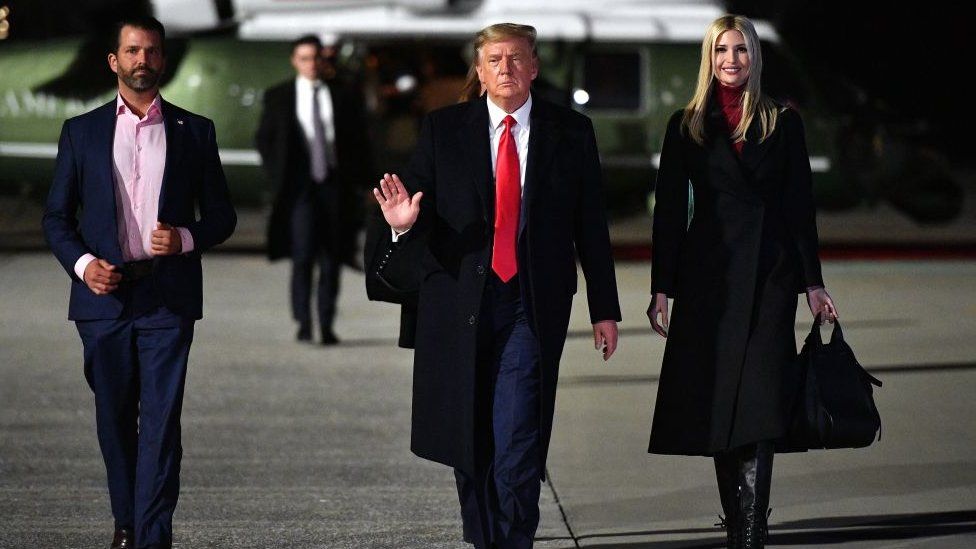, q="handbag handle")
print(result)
[829,317,845,343]
[808,315,880,390]
[806,314,844,345]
